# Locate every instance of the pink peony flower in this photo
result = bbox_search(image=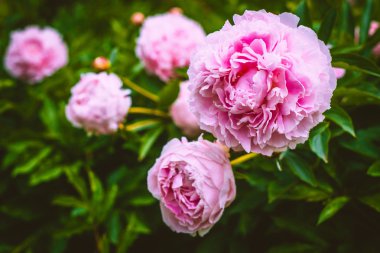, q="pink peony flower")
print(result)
[170,81,200,136]
[188,10,336,156]
[136,13,205,82]
[334,68,346,79]
[4,26,68,84]
[65,72,131,135]
[147,137,236,236]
